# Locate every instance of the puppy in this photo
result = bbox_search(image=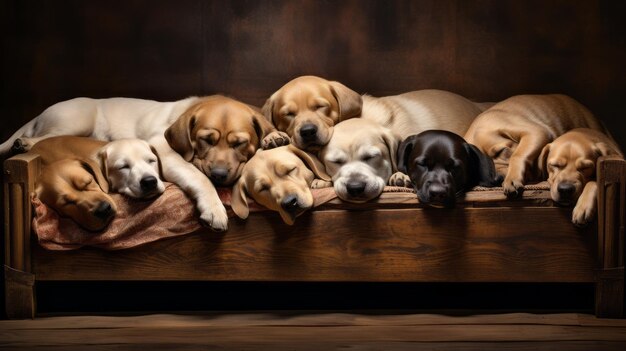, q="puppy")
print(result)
[262,75,489,151]
[231,145,330,225]
[397,130,501,207]
[36,159,117,231]
[165,96,277,186]
[464,94,606,197]
[319,118,405,203]
[29,136,165,199]
[538,128,623,225]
